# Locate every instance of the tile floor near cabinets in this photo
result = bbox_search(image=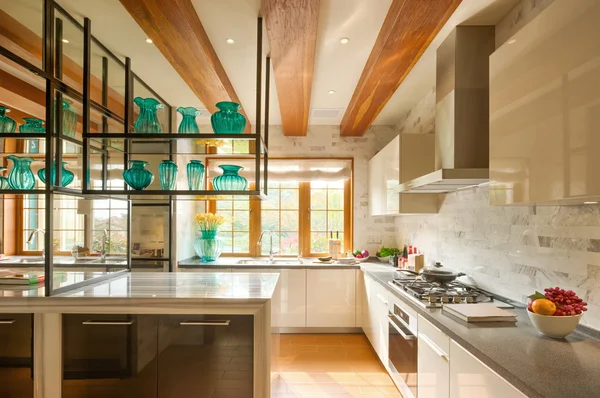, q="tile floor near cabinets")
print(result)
[272,334,402,397]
